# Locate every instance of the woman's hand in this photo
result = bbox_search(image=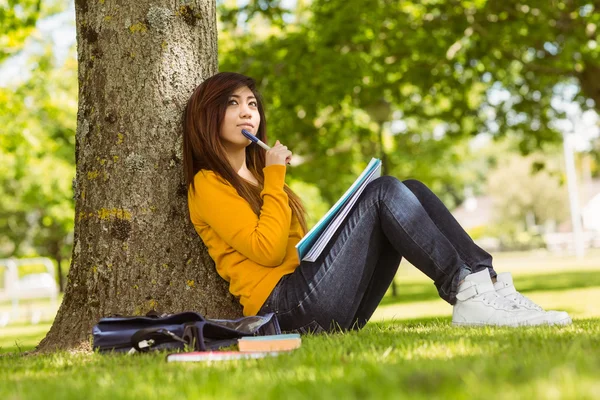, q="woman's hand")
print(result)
[265,140,292,166]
